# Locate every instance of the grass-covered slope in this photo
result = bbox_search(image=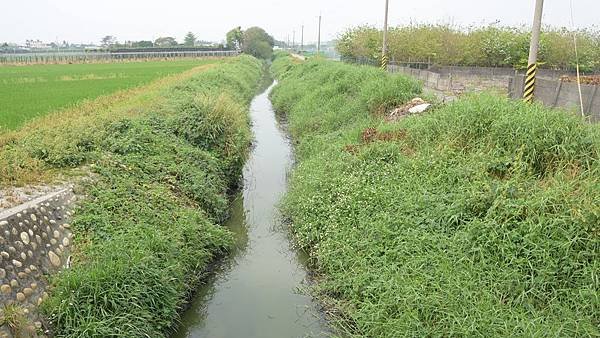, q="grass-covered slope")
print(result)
[270,55,599,337]
[0,56,262,337]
